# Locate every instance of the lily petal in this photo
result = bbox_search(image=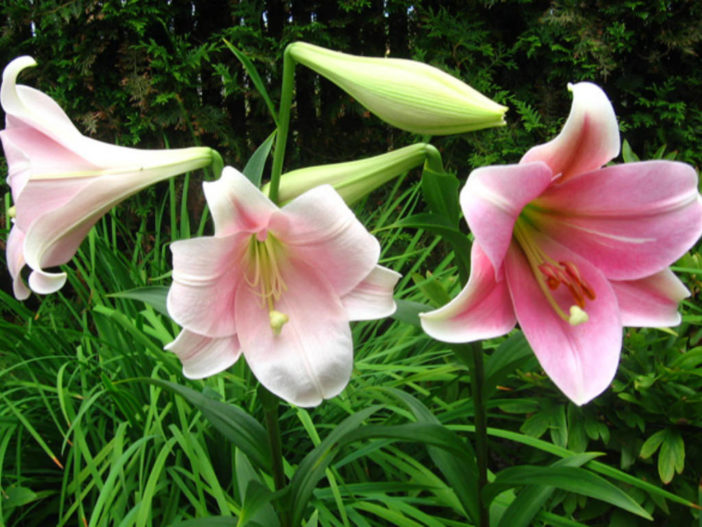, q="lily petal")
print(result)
[520,82,620,180]
[341,265,401,321]
[204,167,277,236]
[27,267,66,295]
[6,225,30,300]
[165,329,242,379]
[236,259,353,407]
[611,269,690,327]
[21,151,211,274]
[504,233,622,405]
[530,161,702,280]
[167,234,249,337]
[420,243,516,342]
[271,184,381,296]
[462,162,552,276]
